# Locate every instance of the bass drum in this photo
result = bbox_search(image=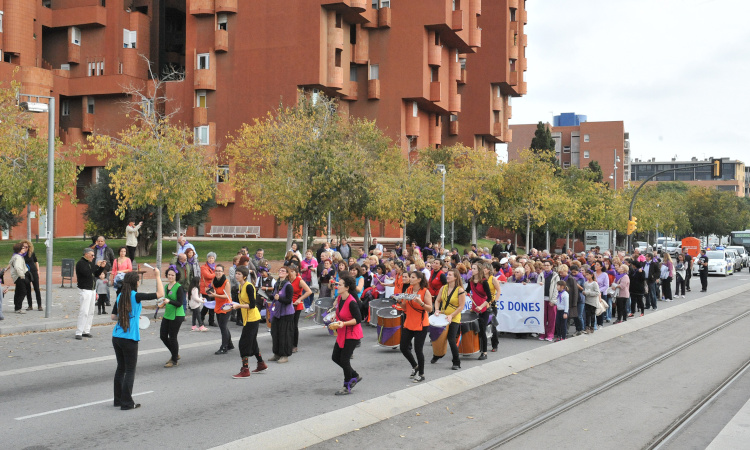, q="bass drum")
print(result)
[313,297,335,326]
[458,311,480,355]
[368,298,393,327]
[376,307,403,348]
